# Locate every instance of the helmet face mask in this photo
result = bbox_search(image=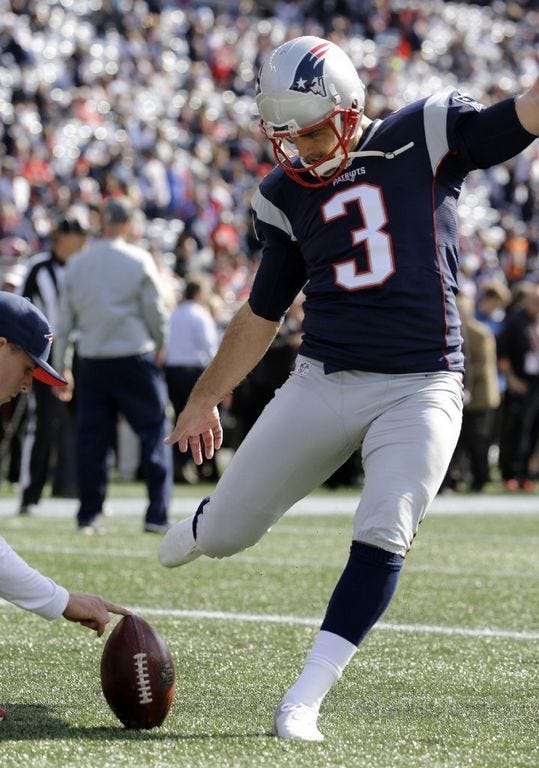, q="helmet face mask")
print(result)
[256,36,365,188]
[259,107,360,188]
